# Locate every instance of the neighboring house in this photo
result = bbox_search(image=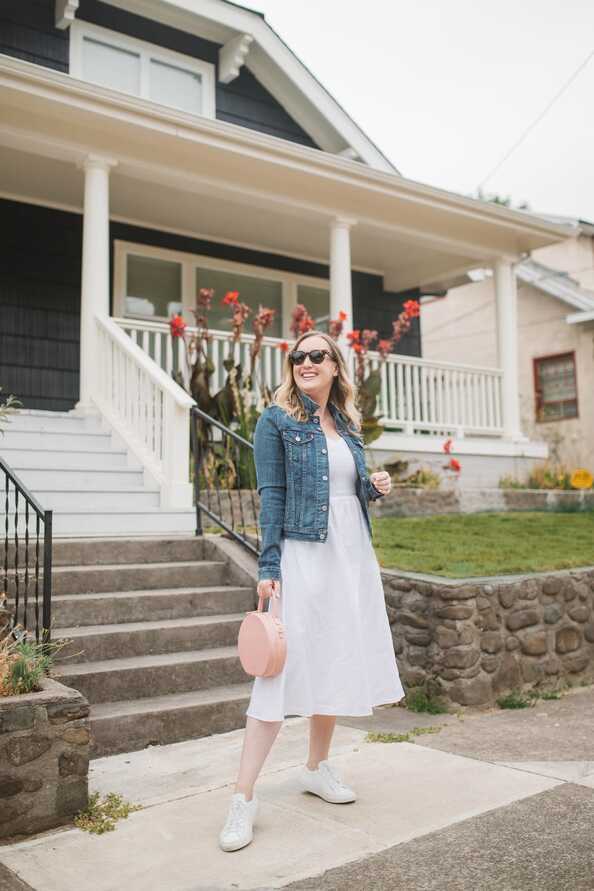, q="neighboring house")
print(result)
[422,217,594,477]
[0,0,578,533]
